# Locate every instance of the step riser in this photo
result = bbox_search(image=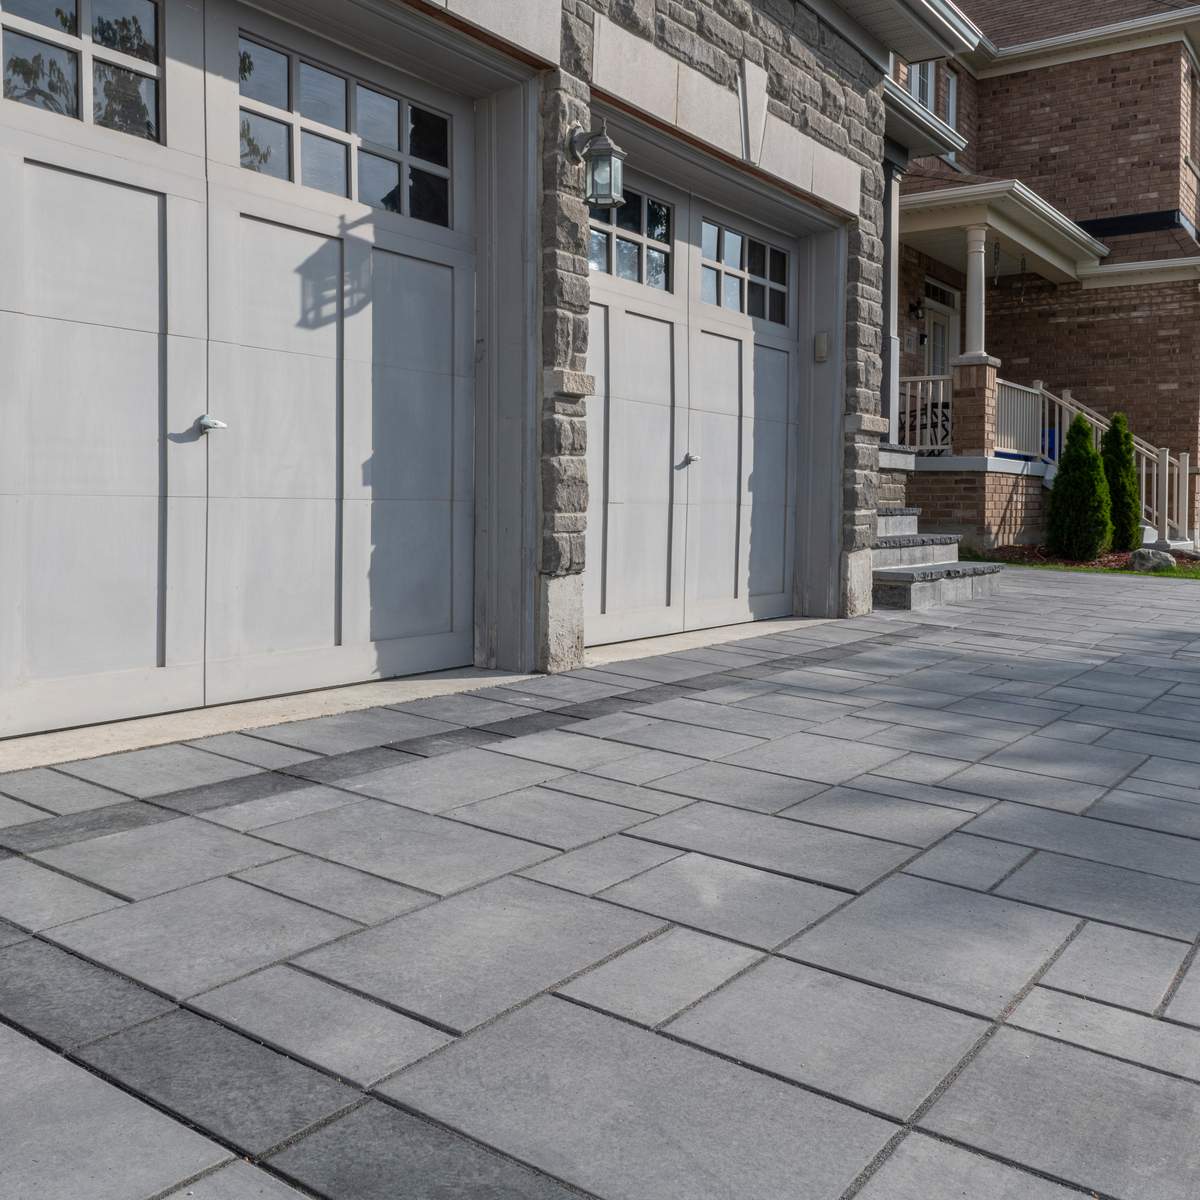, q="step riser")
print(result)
[877,514,919,538]
[874,571,1001,610]
[873,543,960,569]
